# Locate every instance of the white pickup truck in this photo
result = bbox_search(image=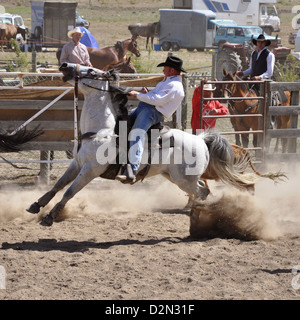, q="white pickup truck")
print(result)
[0,13,26,29]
